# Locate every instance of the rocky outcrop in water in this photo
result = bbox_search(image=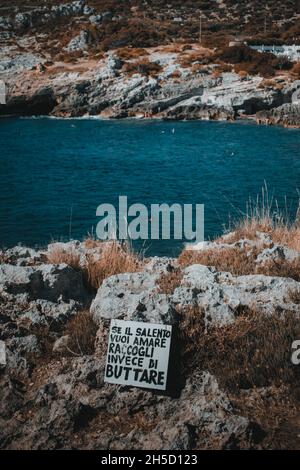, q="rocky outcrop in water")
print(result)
[256,103,300,128]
